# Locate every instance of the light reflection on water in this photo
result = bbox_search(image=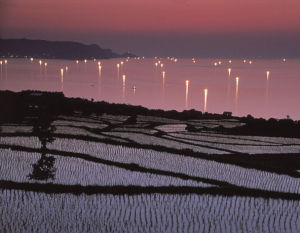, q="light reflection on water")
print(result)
[235,77,239,115]
[204,88,208,113]
[1,58,300,119]
[185,80,189,109]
